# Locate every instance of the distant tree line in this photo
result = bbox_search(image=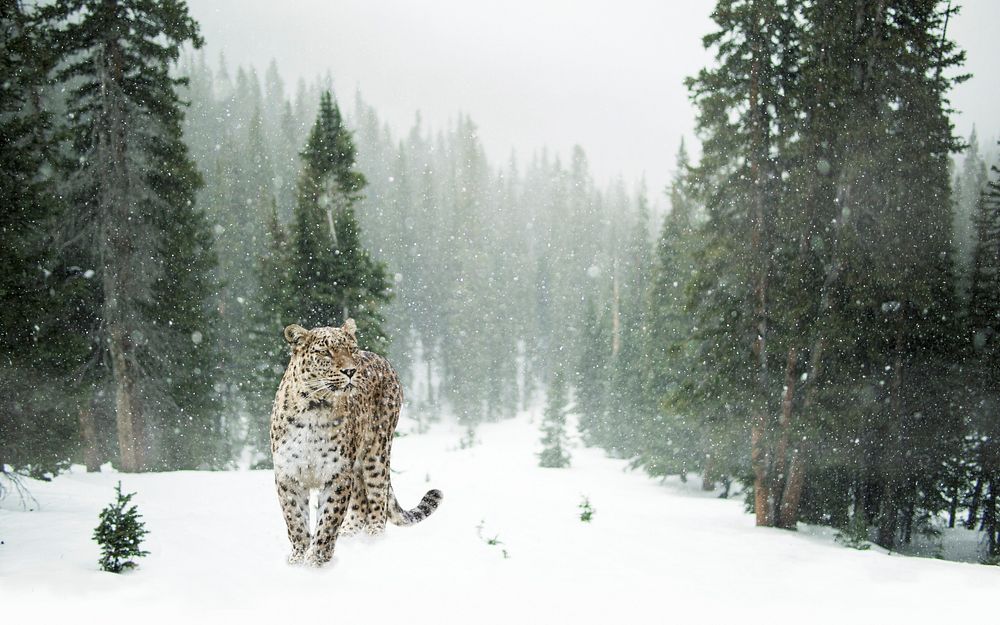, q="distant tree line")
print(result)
[176,49,648,466]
